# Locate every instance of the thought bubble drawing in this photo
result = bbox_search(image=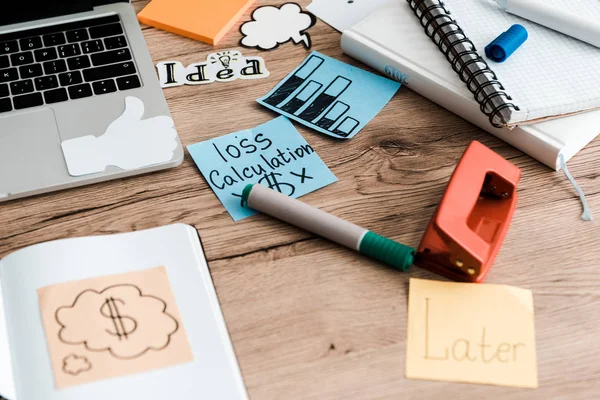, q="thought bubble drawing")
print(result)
[240,3,316,51]
[56,284,179,360]
[62,354,92,376]
[60,96,178,176]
